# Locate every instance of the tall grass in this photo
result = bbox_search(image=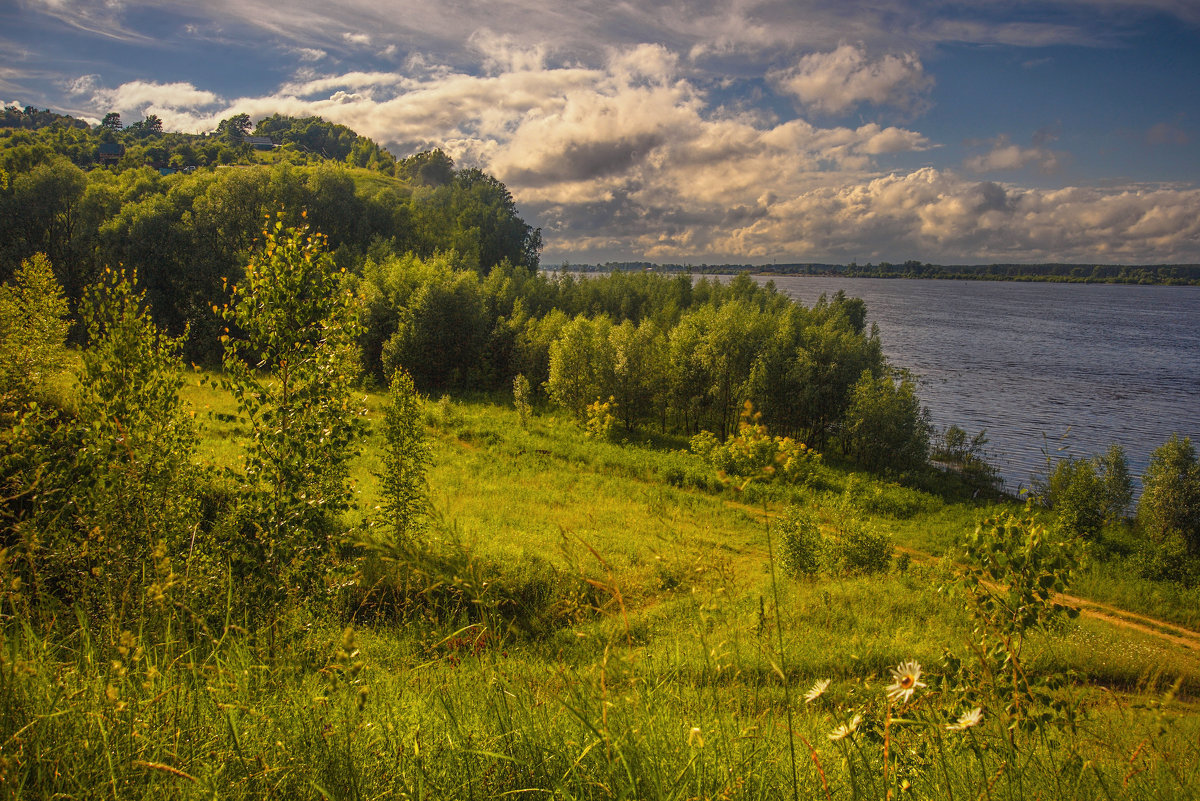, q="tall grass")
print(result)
[4,380,1200,798]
